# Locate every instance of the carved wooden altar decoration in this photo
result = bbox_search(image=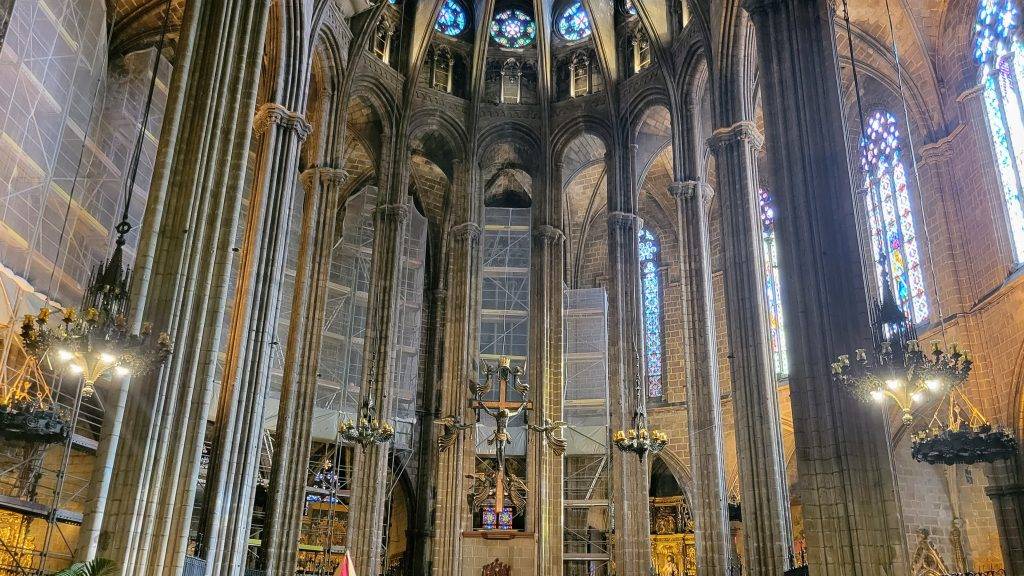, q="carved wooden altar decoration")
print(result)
[650,496,697,576]
[482,558,511,576]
